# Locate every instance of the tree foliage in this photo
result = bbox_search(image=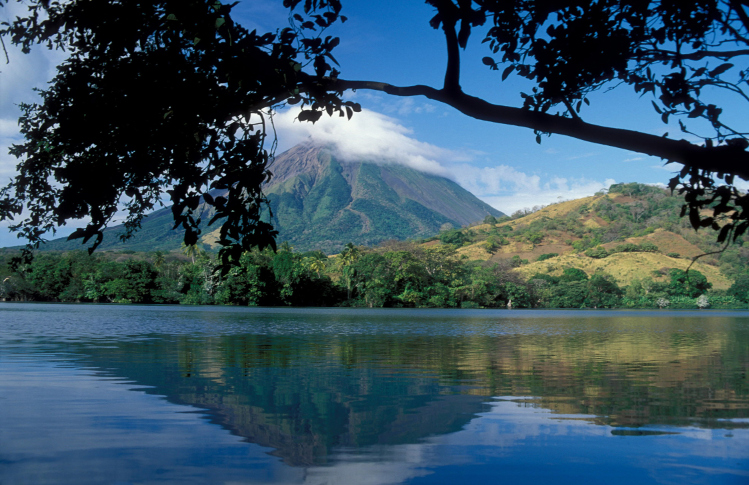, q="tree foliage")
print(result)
[2,243,746,308]
[0,0,356,270]
[1,0,748,267]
